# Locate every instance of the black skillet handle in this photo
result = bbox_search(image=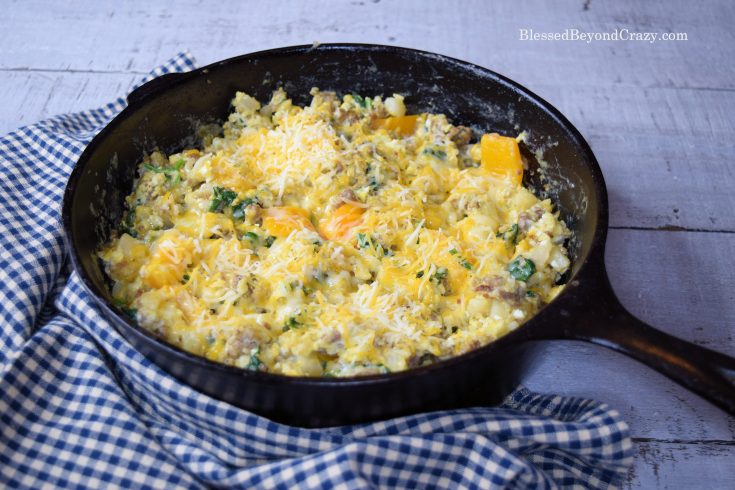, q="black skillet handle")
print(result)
[548,266,735,415]
[588,297,735,415]
[127,72,193,106]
